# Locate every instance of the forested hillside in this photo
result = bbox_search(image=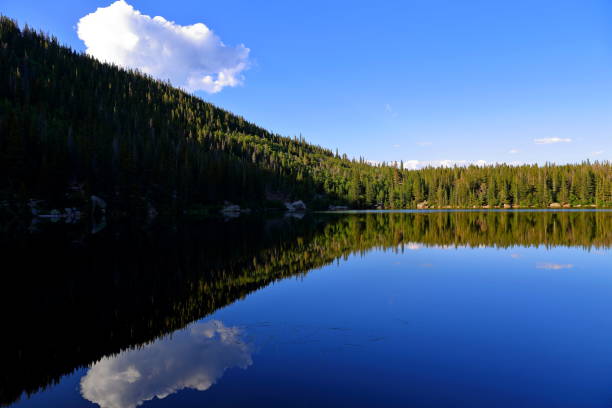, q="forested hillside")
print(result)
[0,16,610,214]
